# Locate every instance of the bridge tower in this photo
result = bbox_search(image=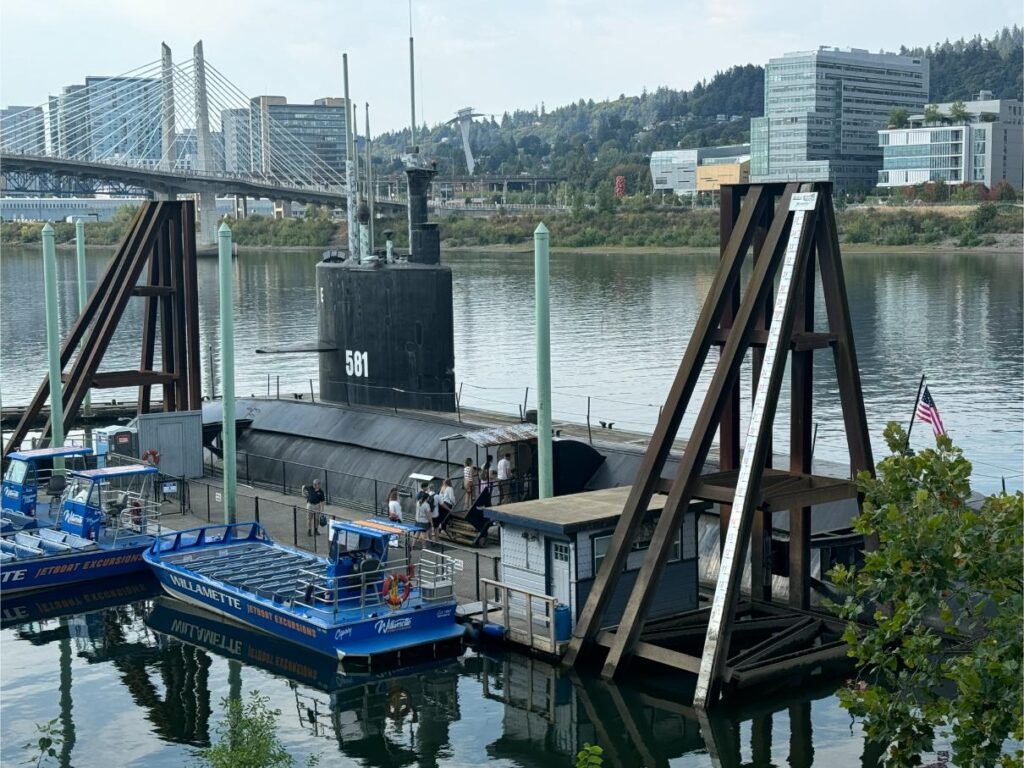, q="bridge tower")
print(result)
[159,43,177,183]
[192,41,219,249]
